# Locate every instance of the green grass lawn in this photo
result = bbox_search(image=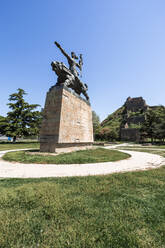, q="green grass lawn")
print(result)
[143,145,165,149]
[1,144,165,247]
[0,168,165,247]
[0,142,39,151]
[154,145,165,149]
[118,145,165,149]
[3,148,130,164]
[118,147,165,158]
